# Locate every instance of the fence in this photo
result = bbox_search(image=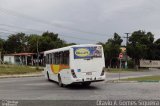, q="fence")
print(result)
[140,60,160,68]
